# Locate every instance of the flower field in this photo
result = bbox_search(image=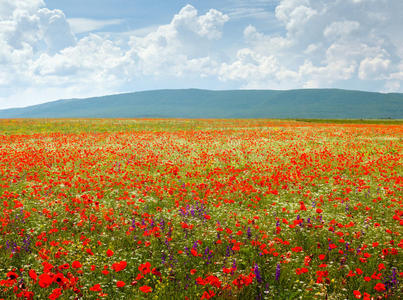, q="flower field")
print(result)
[0,119,401,299]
